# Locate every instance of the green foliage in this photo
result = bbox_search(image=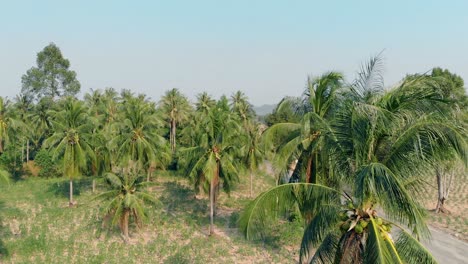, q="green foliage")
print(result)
[21,43,80,101]
[34,149,60,178]
[94,169,161,238]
